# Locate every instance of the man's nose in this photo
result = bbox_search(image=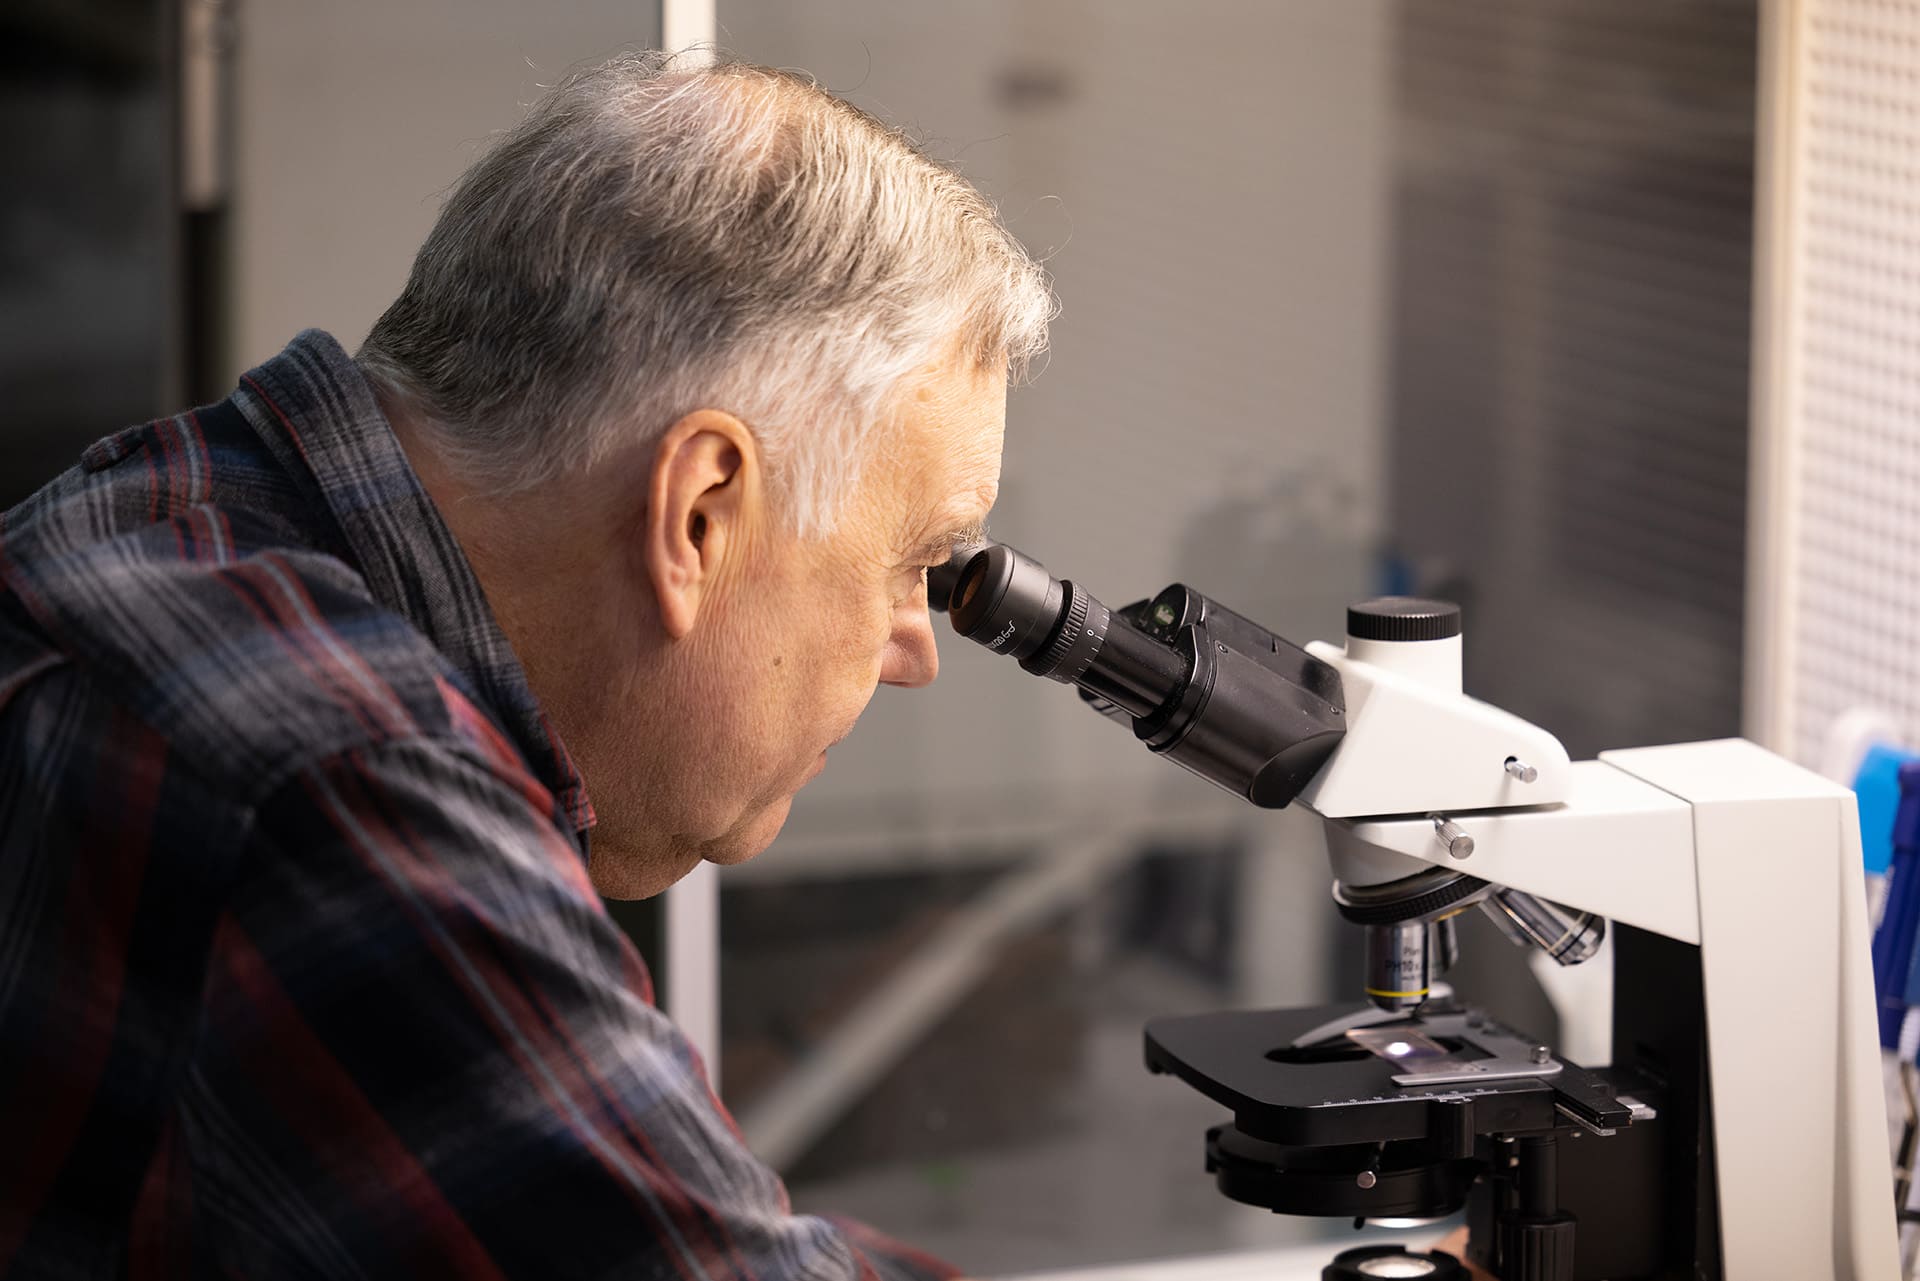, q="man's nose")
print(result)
[880,595,940,689]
